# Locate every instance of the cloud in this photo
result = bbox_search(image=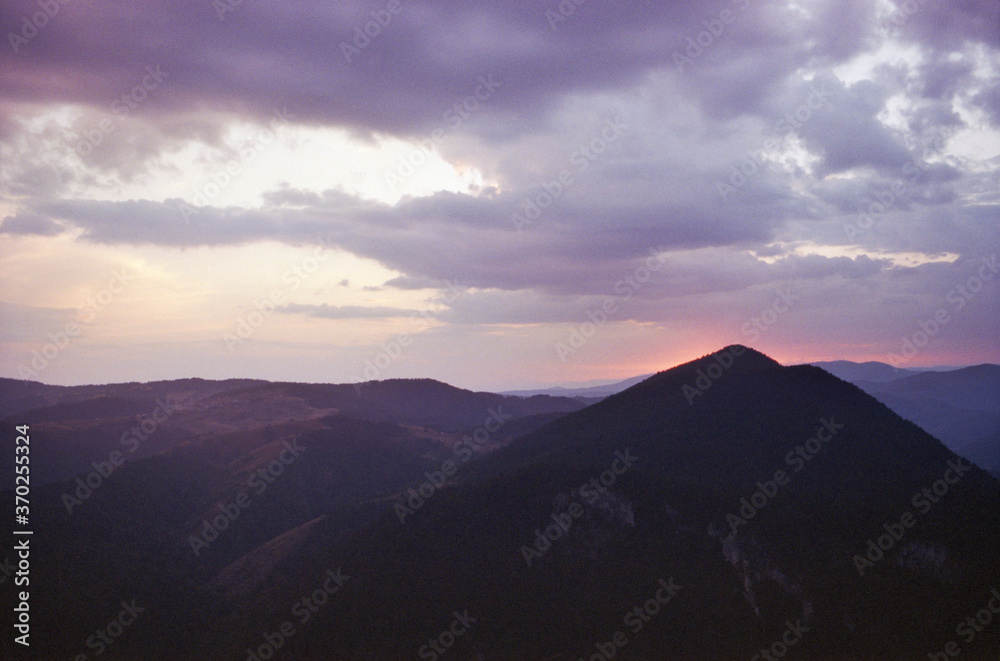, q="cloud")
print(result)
[0,0,997,386]
[280,303,420,319]
[889,0,1000,53]
[790,74,912,174]
[0,212,64,236]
